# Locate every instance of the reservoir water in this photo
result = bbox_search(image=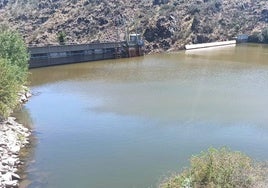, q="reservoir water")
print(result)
[19,44,268,188]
